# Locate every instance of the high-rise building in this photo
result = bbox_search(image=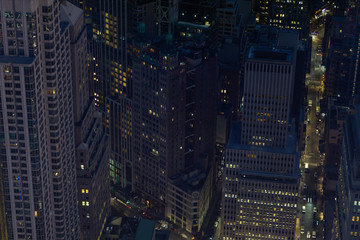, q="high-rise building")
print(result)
[0,162,7,239]
[178,0,217,26]
[157,0,179,35]
[323,0,360,107]
[107,96,133,188]
[130,35,186,205]
[61,2,111,239]
[70,0,160,189]
[221,30,300,240]
[241,49,296,148]
[257,0,270,24]
[334,105,360,240]
[0,0,79,239]
[128,0,157,38]
[254,0,309,40]
[324,16,348,99]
